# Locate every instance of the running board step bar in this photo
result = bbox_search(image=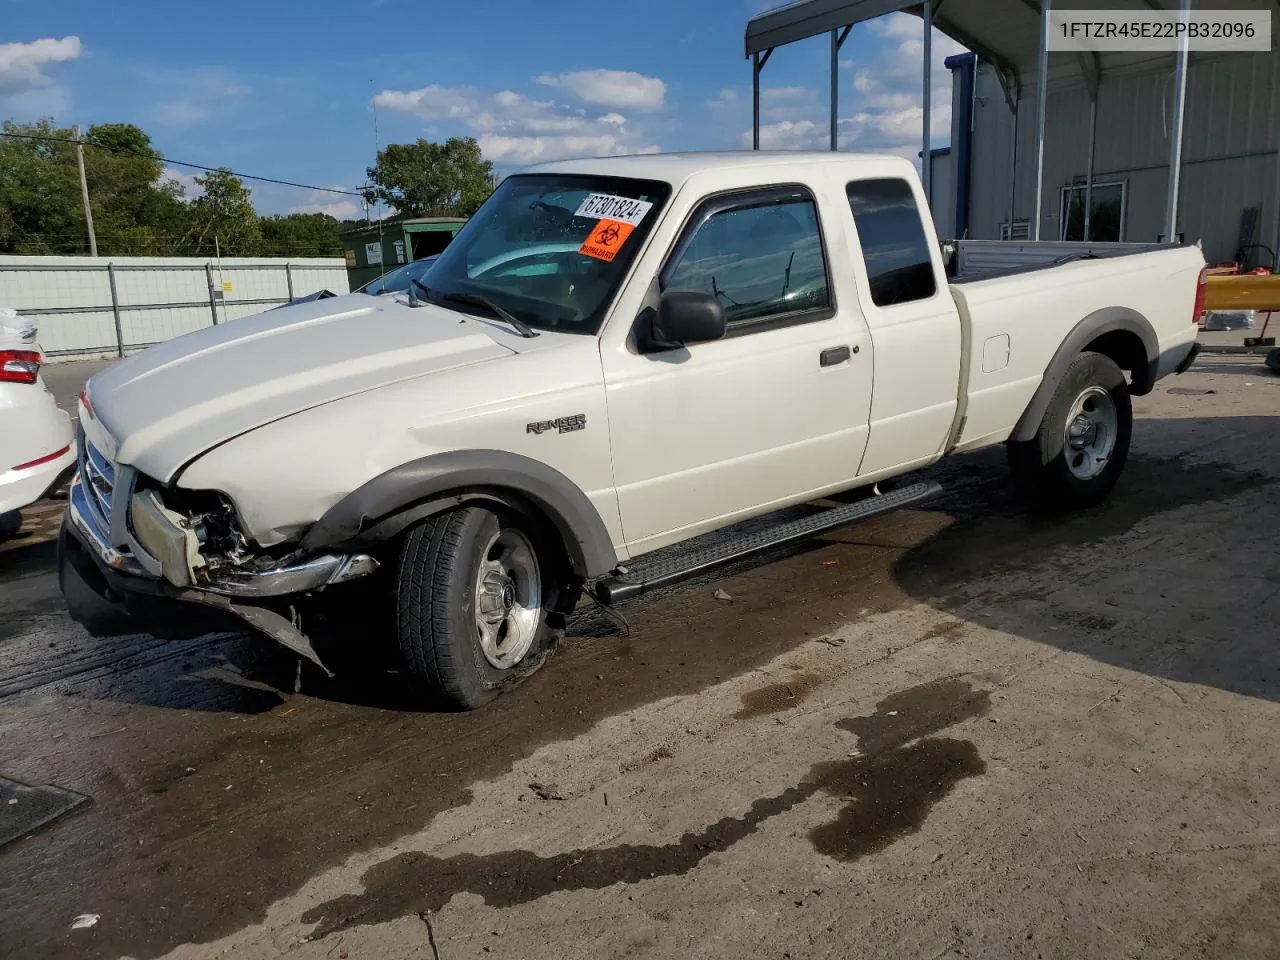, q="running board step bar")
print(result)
[594,480,942,605]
